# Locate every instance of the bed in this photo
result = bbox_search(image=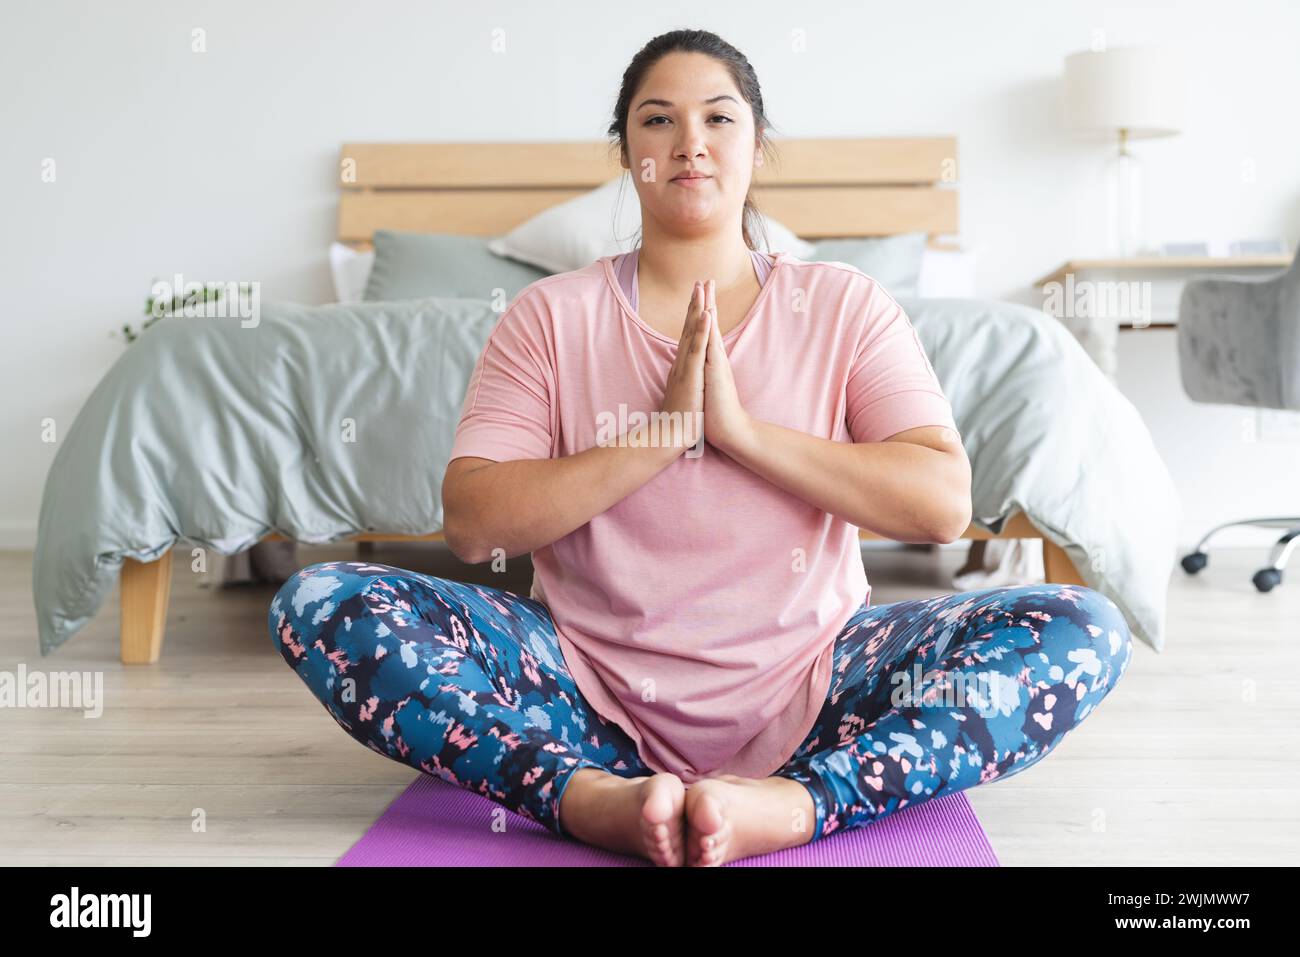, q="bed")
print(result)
[32,136,1181,663]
